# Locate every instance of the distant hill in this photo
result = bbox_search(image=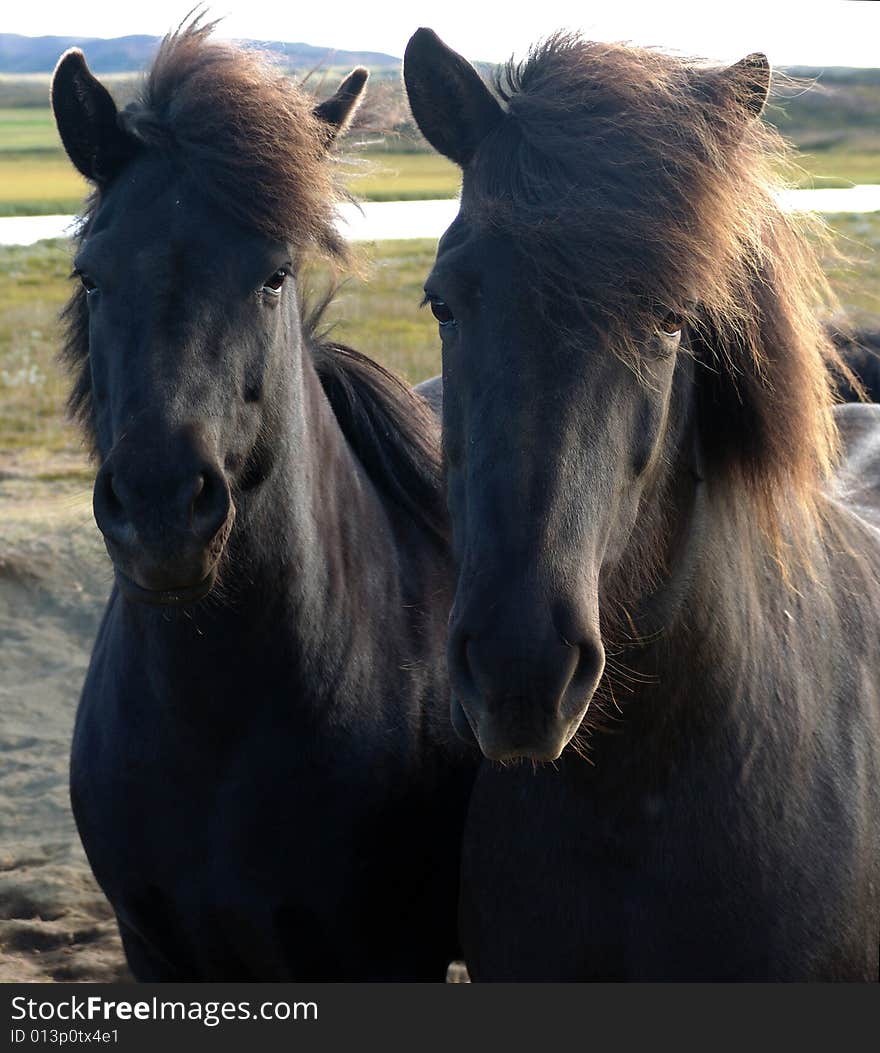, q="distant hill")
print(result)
[3,33,879,92]
[0,34,876,175]
[0,33,400,75]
